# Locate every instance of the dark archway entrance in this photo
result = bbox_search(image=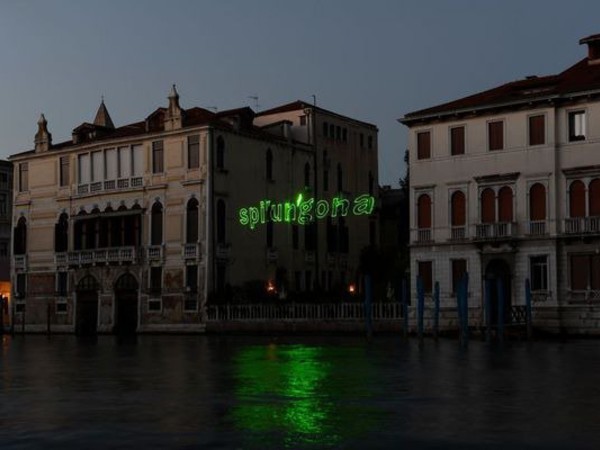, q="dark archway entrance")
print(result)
[485,259,512,326]
[114,273,139,335]
[76,275,99,336]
